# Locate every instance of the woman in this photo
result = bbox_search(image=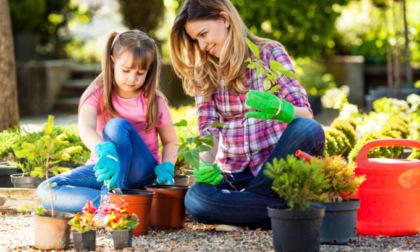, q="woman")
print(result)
[170,0,325,229]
